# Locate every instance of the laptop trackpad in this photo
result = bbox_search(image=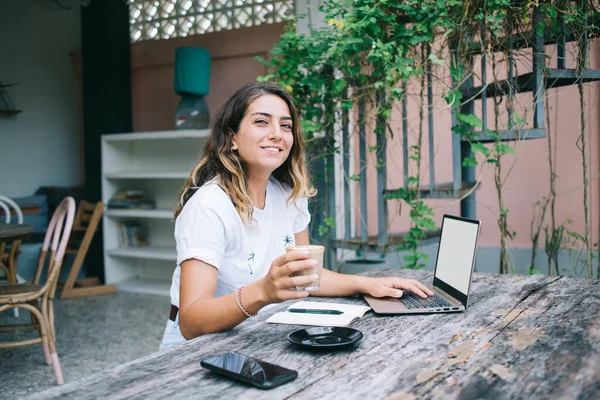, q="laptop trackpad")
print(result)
[363,295,408,314]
